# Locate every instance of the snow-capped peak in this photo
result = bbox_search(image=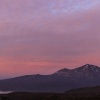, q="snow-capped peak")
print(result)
[53,64,100,77]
